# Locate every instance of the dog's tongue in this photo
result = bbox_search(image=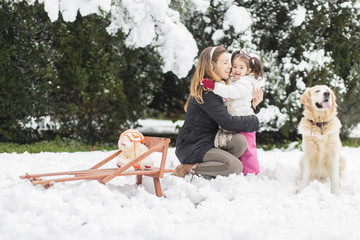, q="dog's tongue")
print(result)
[321,101,331,109]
